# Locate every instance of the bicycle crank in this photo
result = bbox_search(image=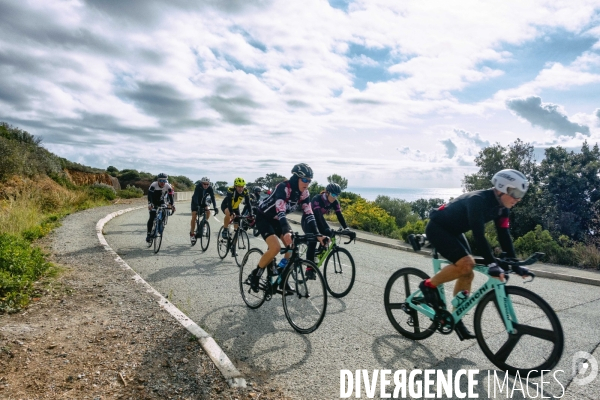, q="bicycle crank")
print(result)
[434,310,455,334]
